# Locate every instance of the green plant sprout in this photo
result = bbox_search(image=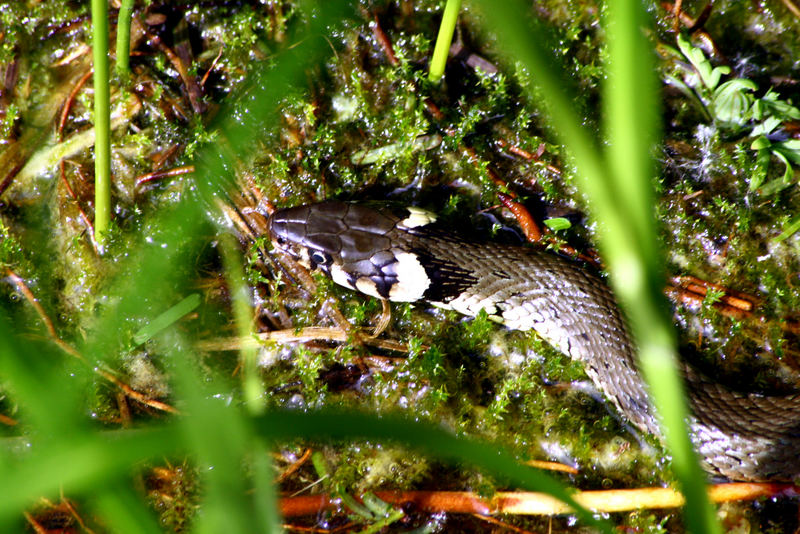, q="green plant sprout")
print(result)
[115,0,135,79]
[428,0,461,82]
[671,33,800,196]
[91,0,111,250]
